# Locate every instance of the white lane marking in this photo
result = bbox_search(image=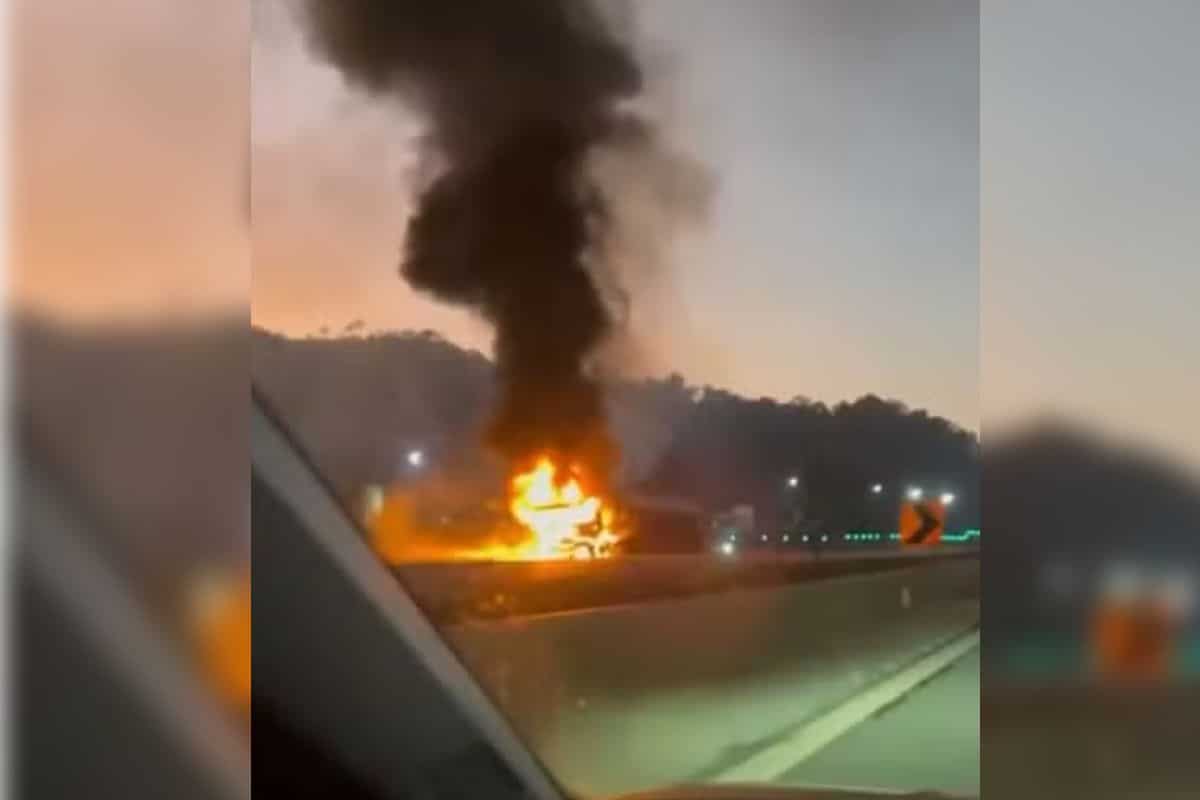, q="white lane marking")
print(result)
[713,628,980,784]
